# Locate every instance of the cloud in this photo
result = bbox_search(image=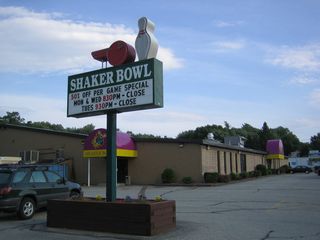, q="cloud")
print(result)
[0,94,79,126]
[0,6,183,73]
[157,47,184,70]
[266,44,320,72]
[117,109,206,137]
[213,20,243,28]
[211,40,245,52]
[288,74,318,85]
[290,118,320,142]
[309,88,320,107]
[295,118,320,129]
[0,6,62,18]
